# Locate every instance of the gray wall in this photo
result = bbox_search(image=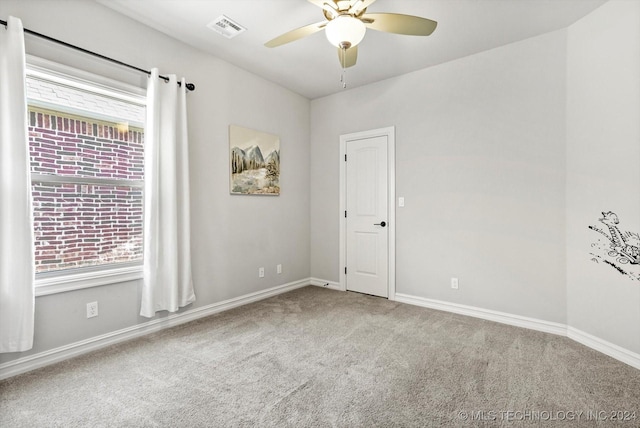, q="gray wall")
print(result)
[566,0,640,354]
[0,0,310,365]
[311,30,568,323]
